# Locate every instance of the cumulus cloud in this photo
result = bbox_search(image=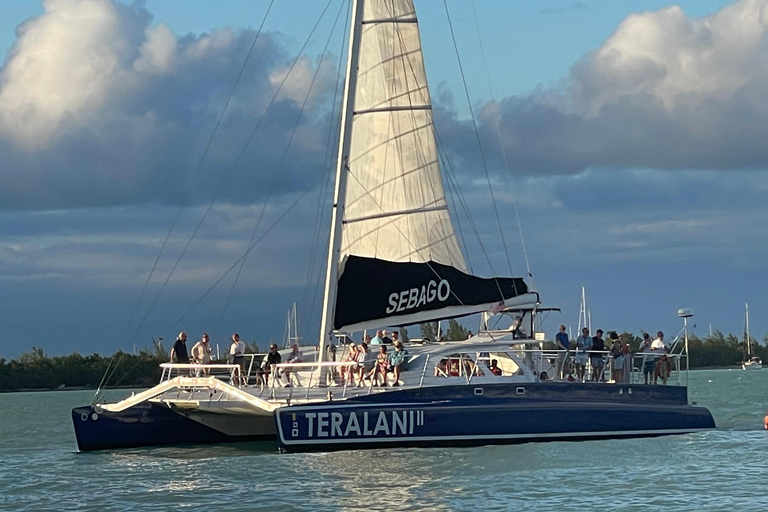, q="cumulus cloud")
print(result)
[438,0,768,176]
[0,0,339,210]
